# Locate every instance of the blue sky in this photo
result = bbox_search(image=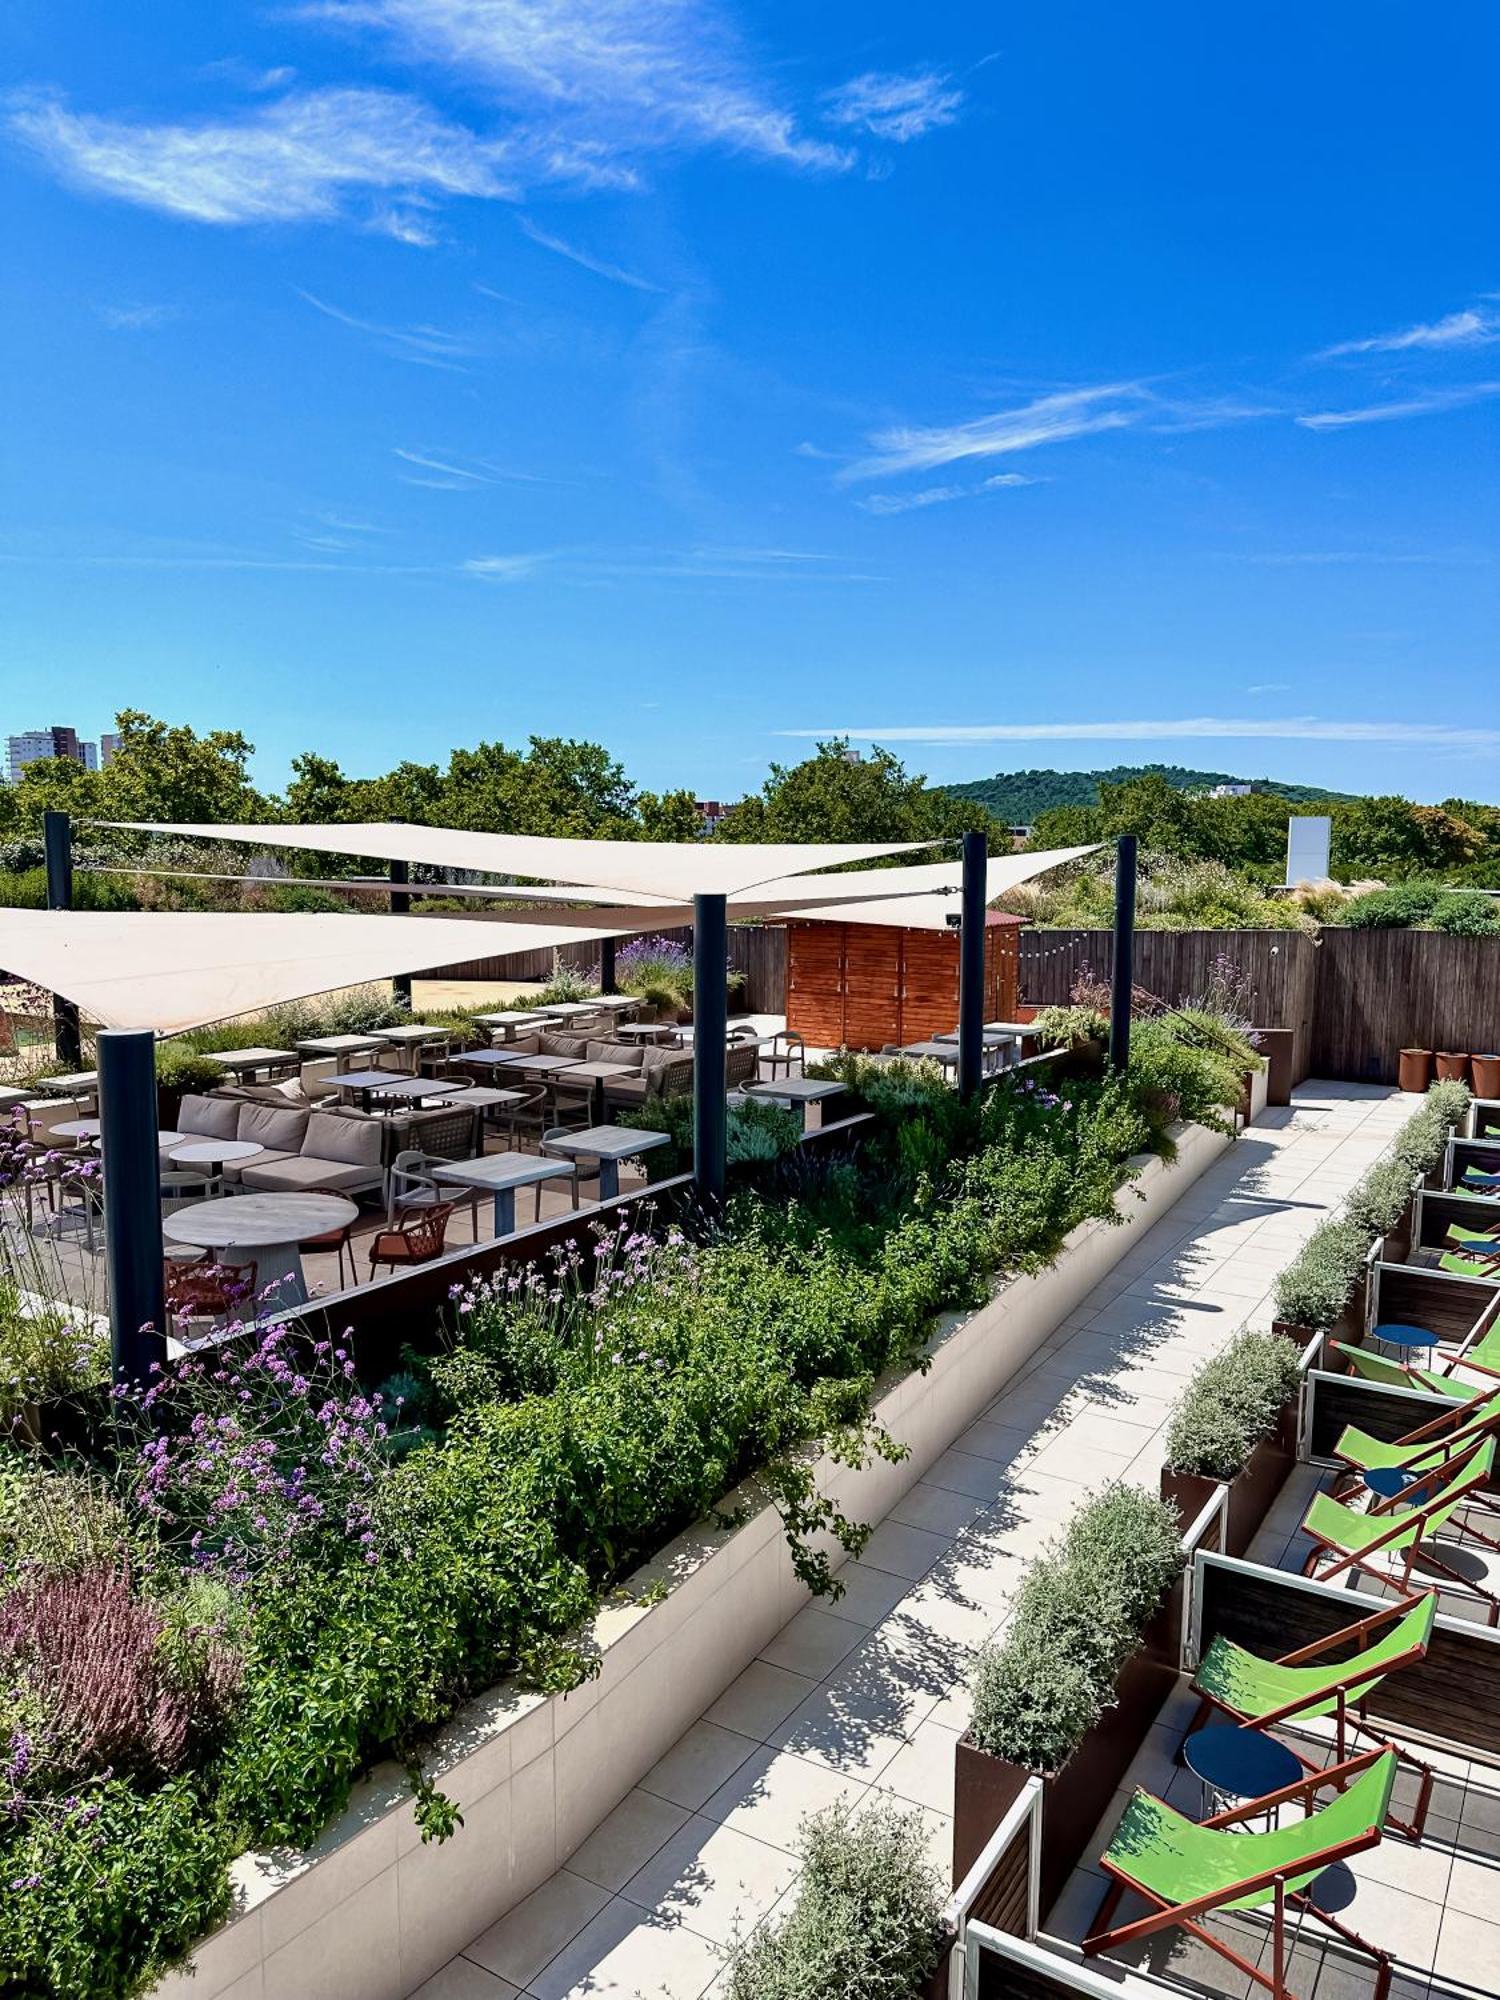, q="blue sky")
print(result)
[2,1,1497,802]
